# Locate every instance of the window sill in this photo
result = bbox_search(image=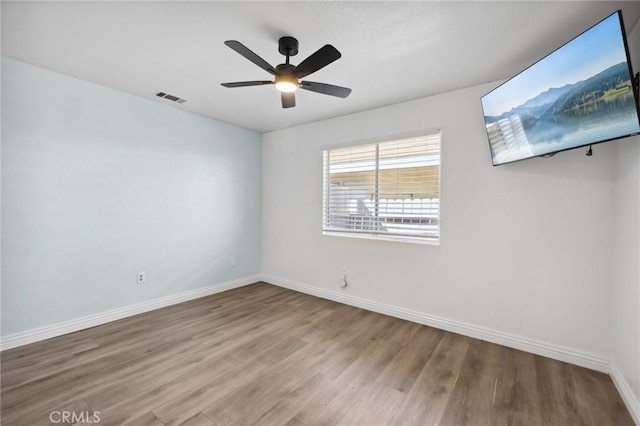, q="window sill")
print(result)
[323,231,439,246]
